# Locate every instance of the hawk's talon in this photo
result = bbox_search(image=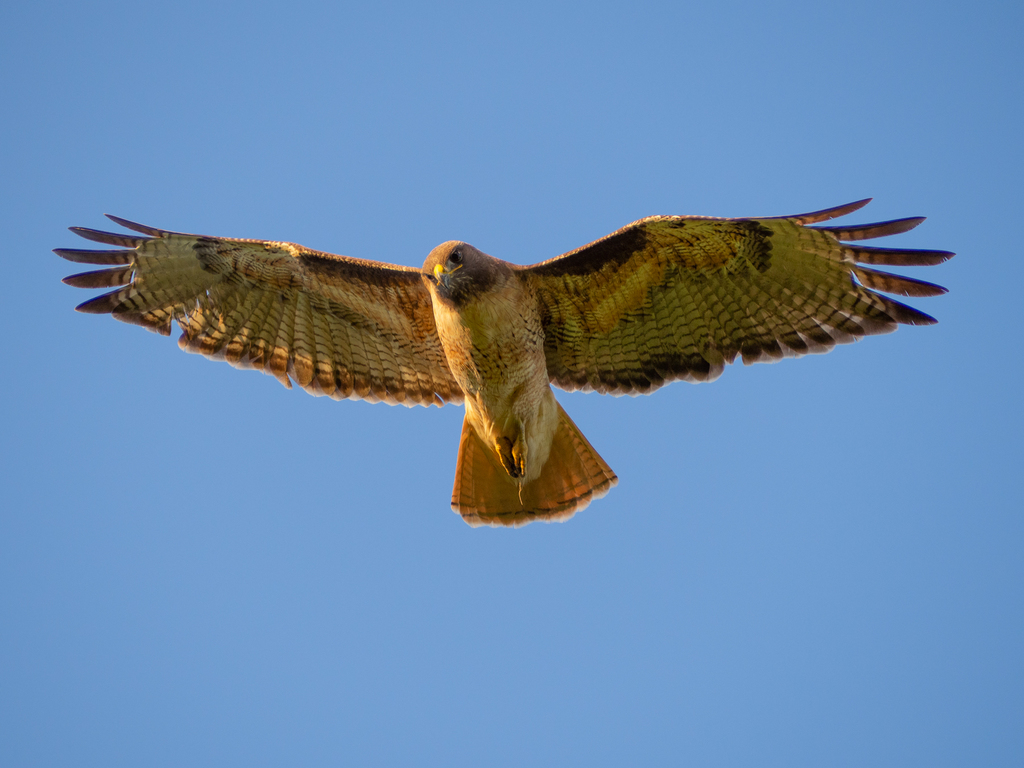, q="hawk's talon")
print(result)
[495,437,521,478]
[511,439,526,479]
